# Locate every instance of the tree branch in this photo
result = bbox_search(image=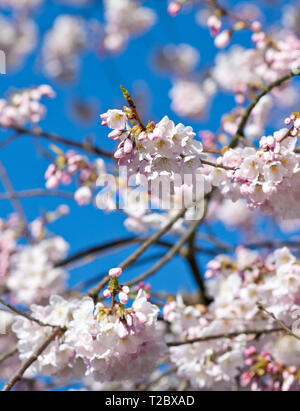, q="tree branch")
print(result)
[0,346,18,366]
[2,326,63,392]
[87,208,187,299]
[257,302,300,340]
[167,327,283,347]
[0,298,55,329]
[0,188,74,201]
[8,126,113,159]
[230,70,300,148]
[125,208,207,288]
